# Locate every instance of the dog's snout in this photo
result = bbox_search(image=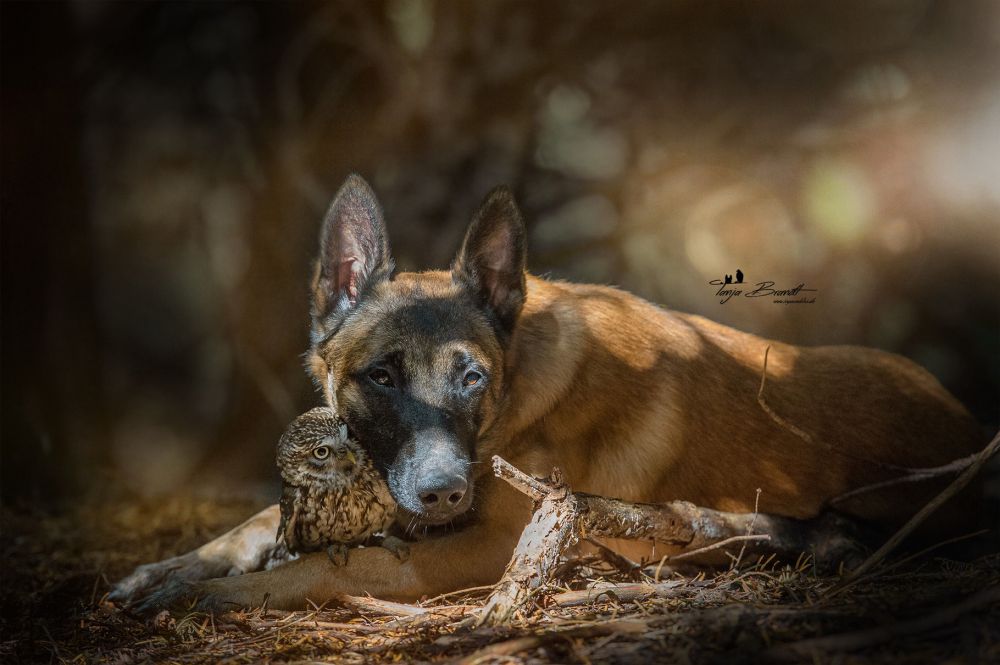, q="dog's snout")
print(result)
[387,427,474,521]
[416,471,468,509]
